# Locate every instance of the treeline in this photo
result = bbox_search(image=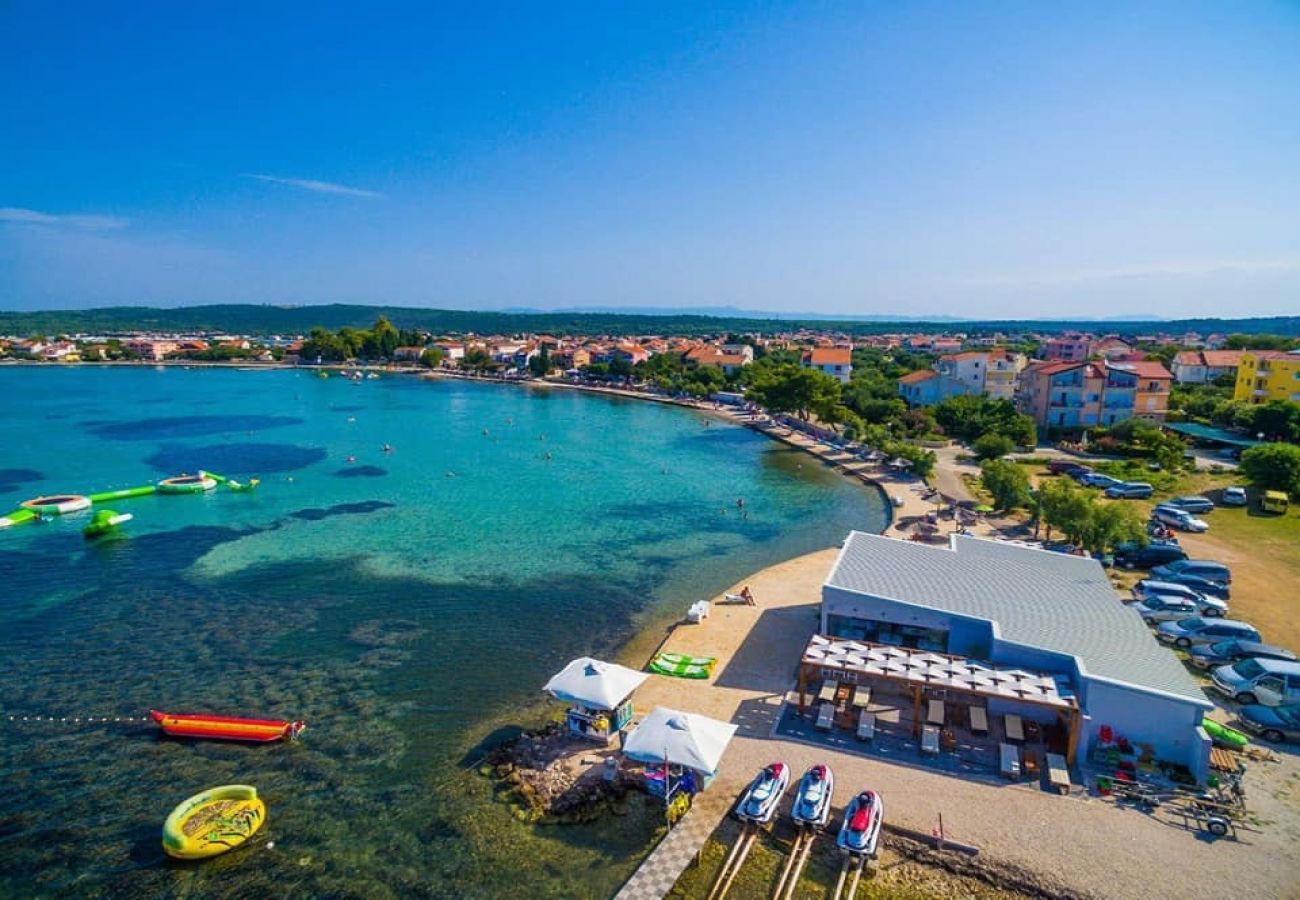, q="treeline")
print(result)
[3,304,1299,339]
